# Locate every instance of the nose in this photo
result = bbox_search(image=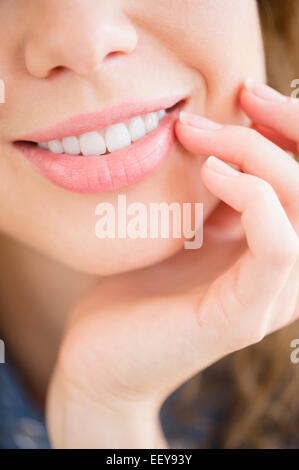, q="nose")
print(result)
[23,0,138,79]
